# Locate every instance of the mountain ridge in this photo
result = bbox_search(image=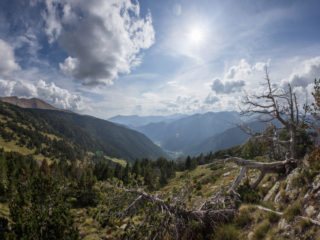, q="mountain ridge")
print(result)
[0,101,167,162]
